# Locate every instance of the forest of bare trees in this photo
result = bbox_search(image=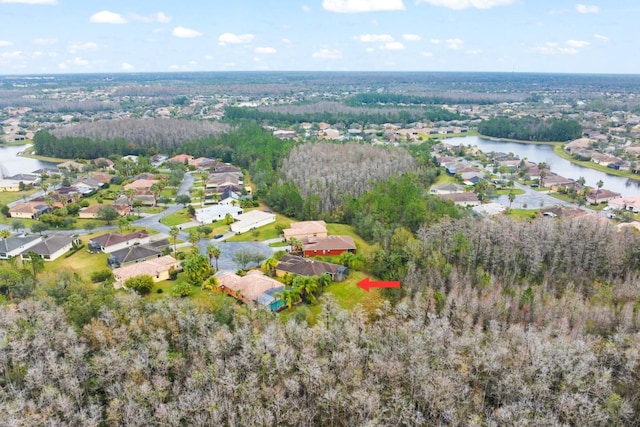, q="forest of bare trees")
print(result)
[50,118,228,148]
[1,281,637,426]
[280,142,417,215]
